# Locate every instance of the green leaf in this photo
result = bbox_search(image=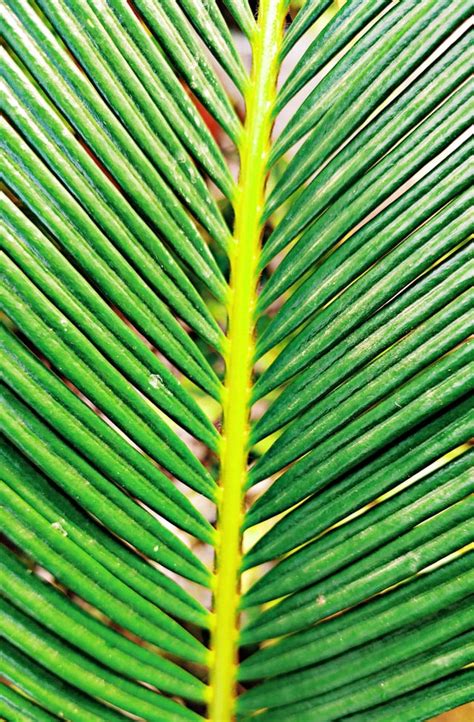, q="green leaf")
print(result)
[247,347,472,524]
[244,399,472,564]
[239,552,474,679]
[0,597,204,719]
[1,52,225,346]
[1,0,471,719]
[251,297,471,481]
[343,668,474,722]
[242,498,473,641]
[1,440,209,627]
[255,203,470,395]
[267,32,470,223]
[238,597,473,711]
[130,0,241,141]
[270,0,468,165]
[244,450,473,604]
[243,630,474,721]
[1,642,127,721]
[0,328,215,540]
[3,0,228,299]
[0,680,59,722]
